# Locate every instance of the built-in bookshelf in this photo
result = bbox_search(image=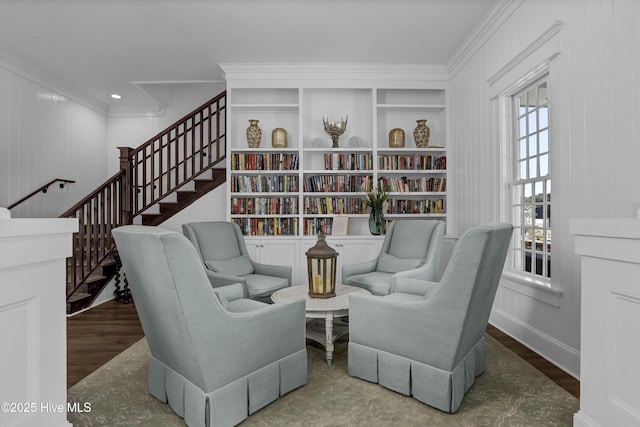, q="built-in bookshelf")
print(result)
[224,71,448,237]
[376,148,447,220]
